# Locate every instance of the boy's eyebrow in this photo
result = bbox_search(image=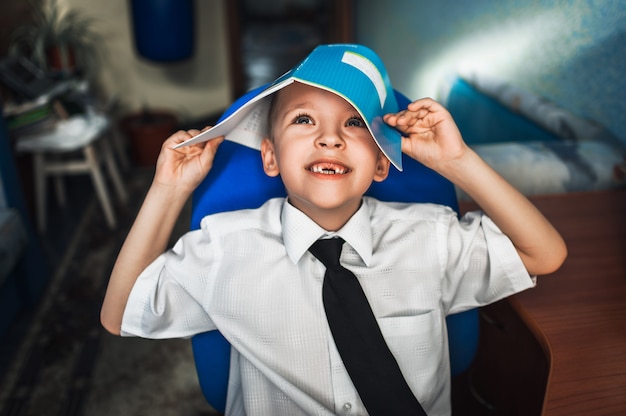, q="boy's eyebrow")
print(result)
[280,100,359,116]
[280,101,315,113]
